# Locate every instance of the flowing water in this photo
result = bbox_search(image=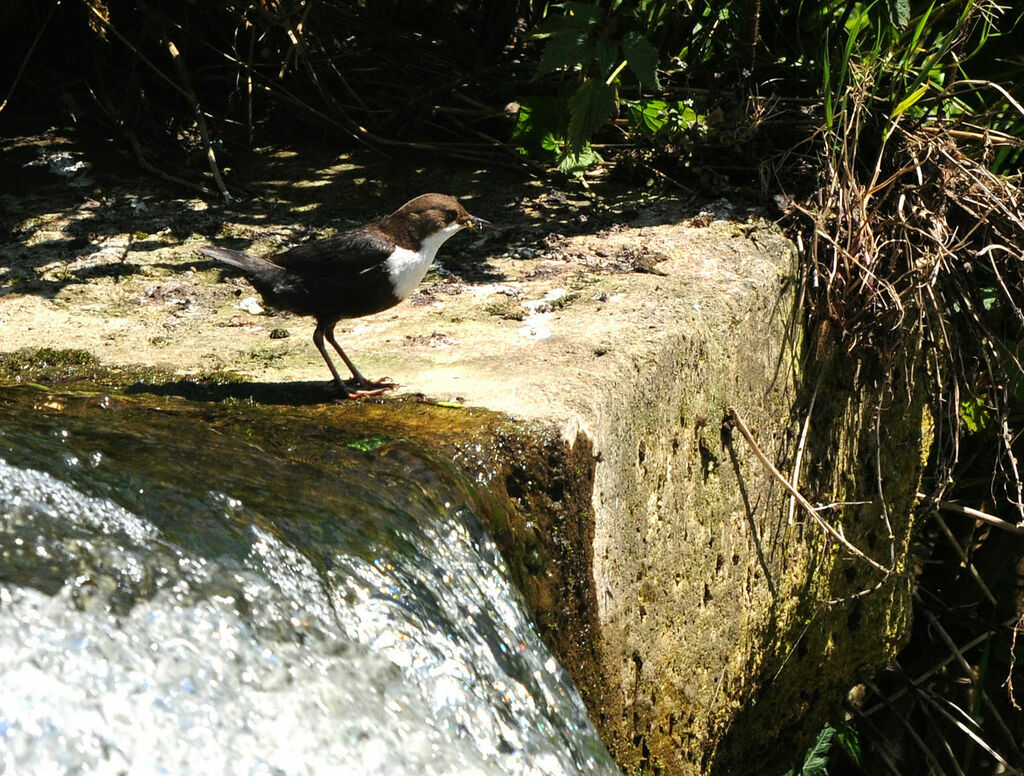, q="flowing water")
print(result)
[0,386,618,776]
